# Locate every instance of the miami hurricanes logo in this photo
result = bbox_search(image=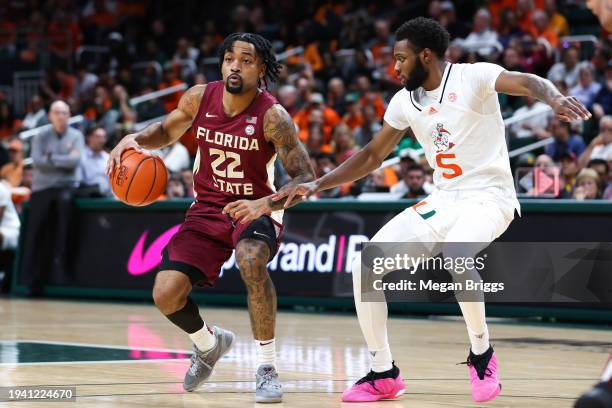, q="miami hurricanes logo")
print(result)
[432,123,455,153]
